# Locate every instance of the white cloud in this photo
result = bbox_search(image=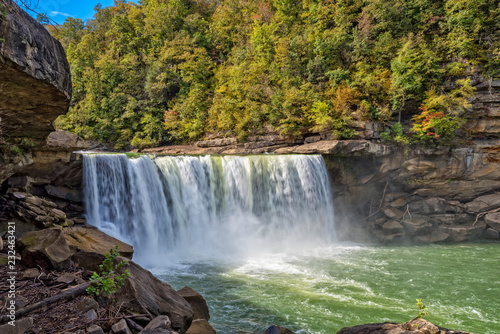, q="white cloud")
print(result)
[49,11,74,18]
